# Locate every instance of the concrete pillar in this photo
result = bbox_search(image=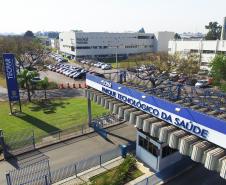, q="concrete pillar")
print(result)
[129,111,143,125]
[159,125,177,143]
[104,97,113,109]
[113,103,125,115]
[150,121,167,138]
[124,108,137,122]
[191,141,212,163]
[118,105,131,119]
[219,157,226,179]
[97,95,102,104]
[168,130,187,149]
[109,100,119,112]
[179,135,199,156]
[135,114,150,130]
[101,96,108,107]
[204,148,225,171]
